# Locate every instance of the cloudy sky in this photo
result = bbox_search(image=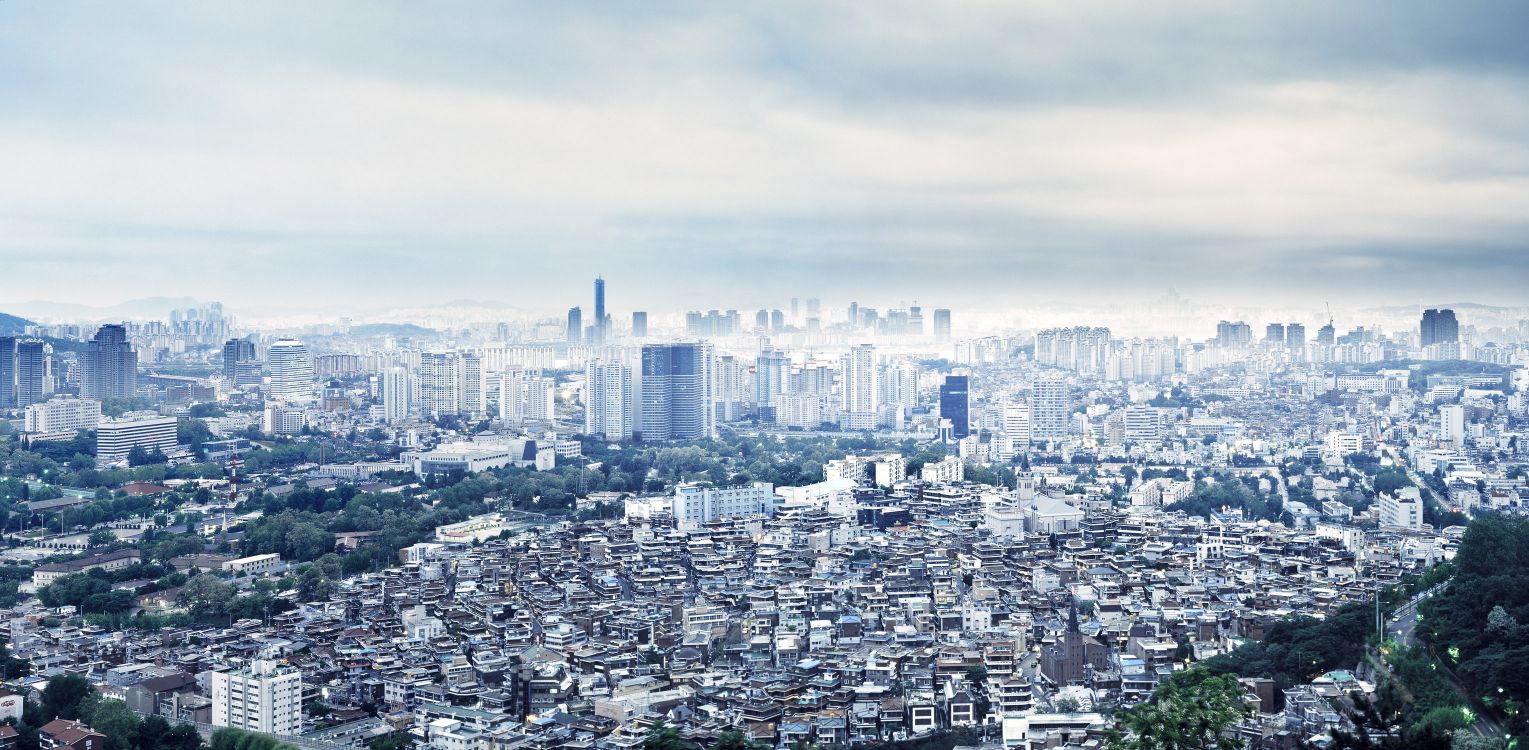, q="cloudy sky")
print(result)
[3,1,1528,315]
